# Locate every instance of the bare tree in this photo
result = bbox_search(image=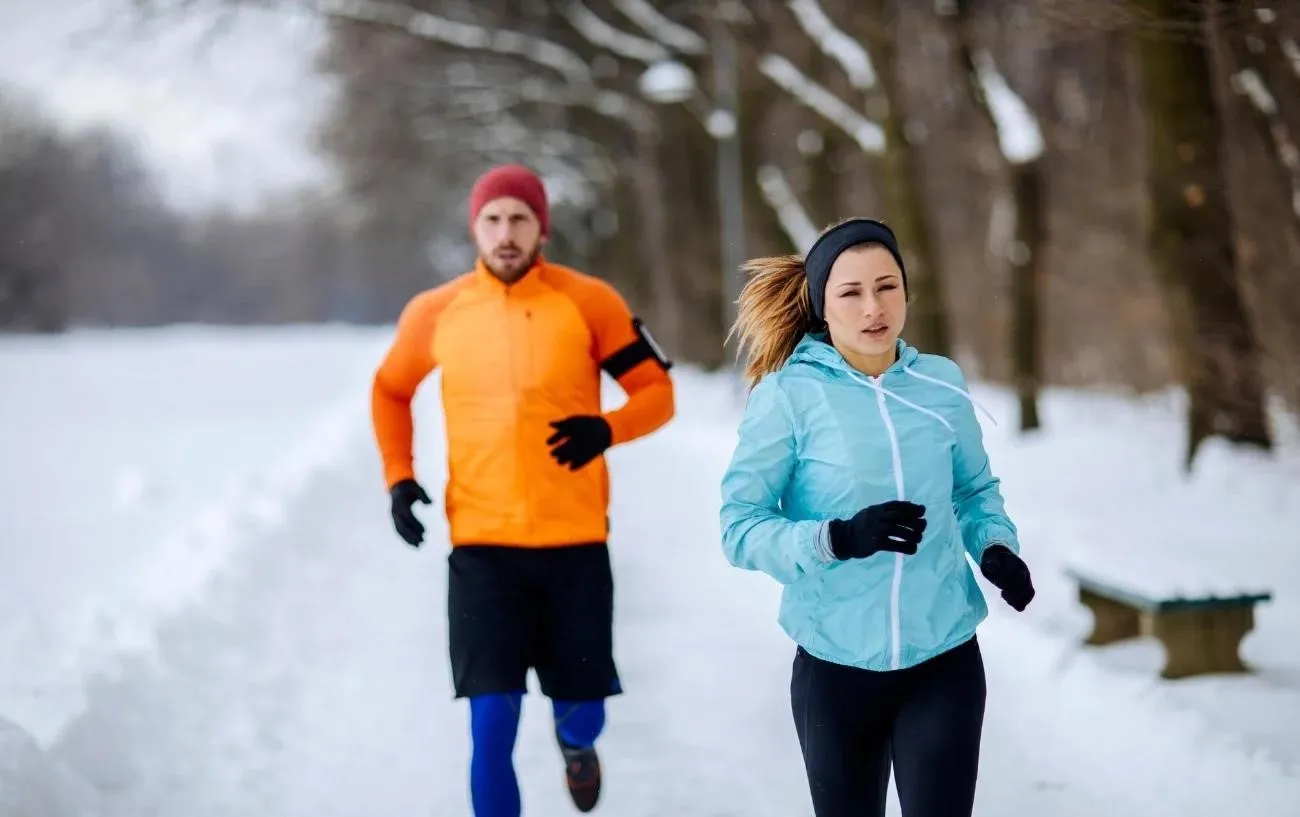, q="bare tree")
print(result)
[941,0,1048,432]
[1129,0,1273,468]
[1209,0,1300,412]
[105,0,1300,425]
[745,0,953,357]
